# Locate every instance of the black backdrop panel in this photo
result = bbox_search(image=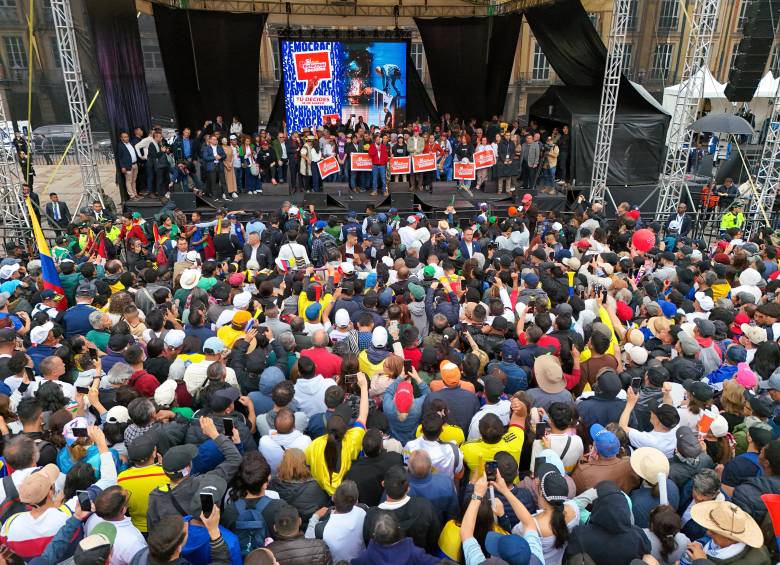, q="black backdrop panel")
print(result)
[153,6,266,133]
[85,0,151,201]
[414,16,520,120]
[406,52,439,122]
[524,0,606,86]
